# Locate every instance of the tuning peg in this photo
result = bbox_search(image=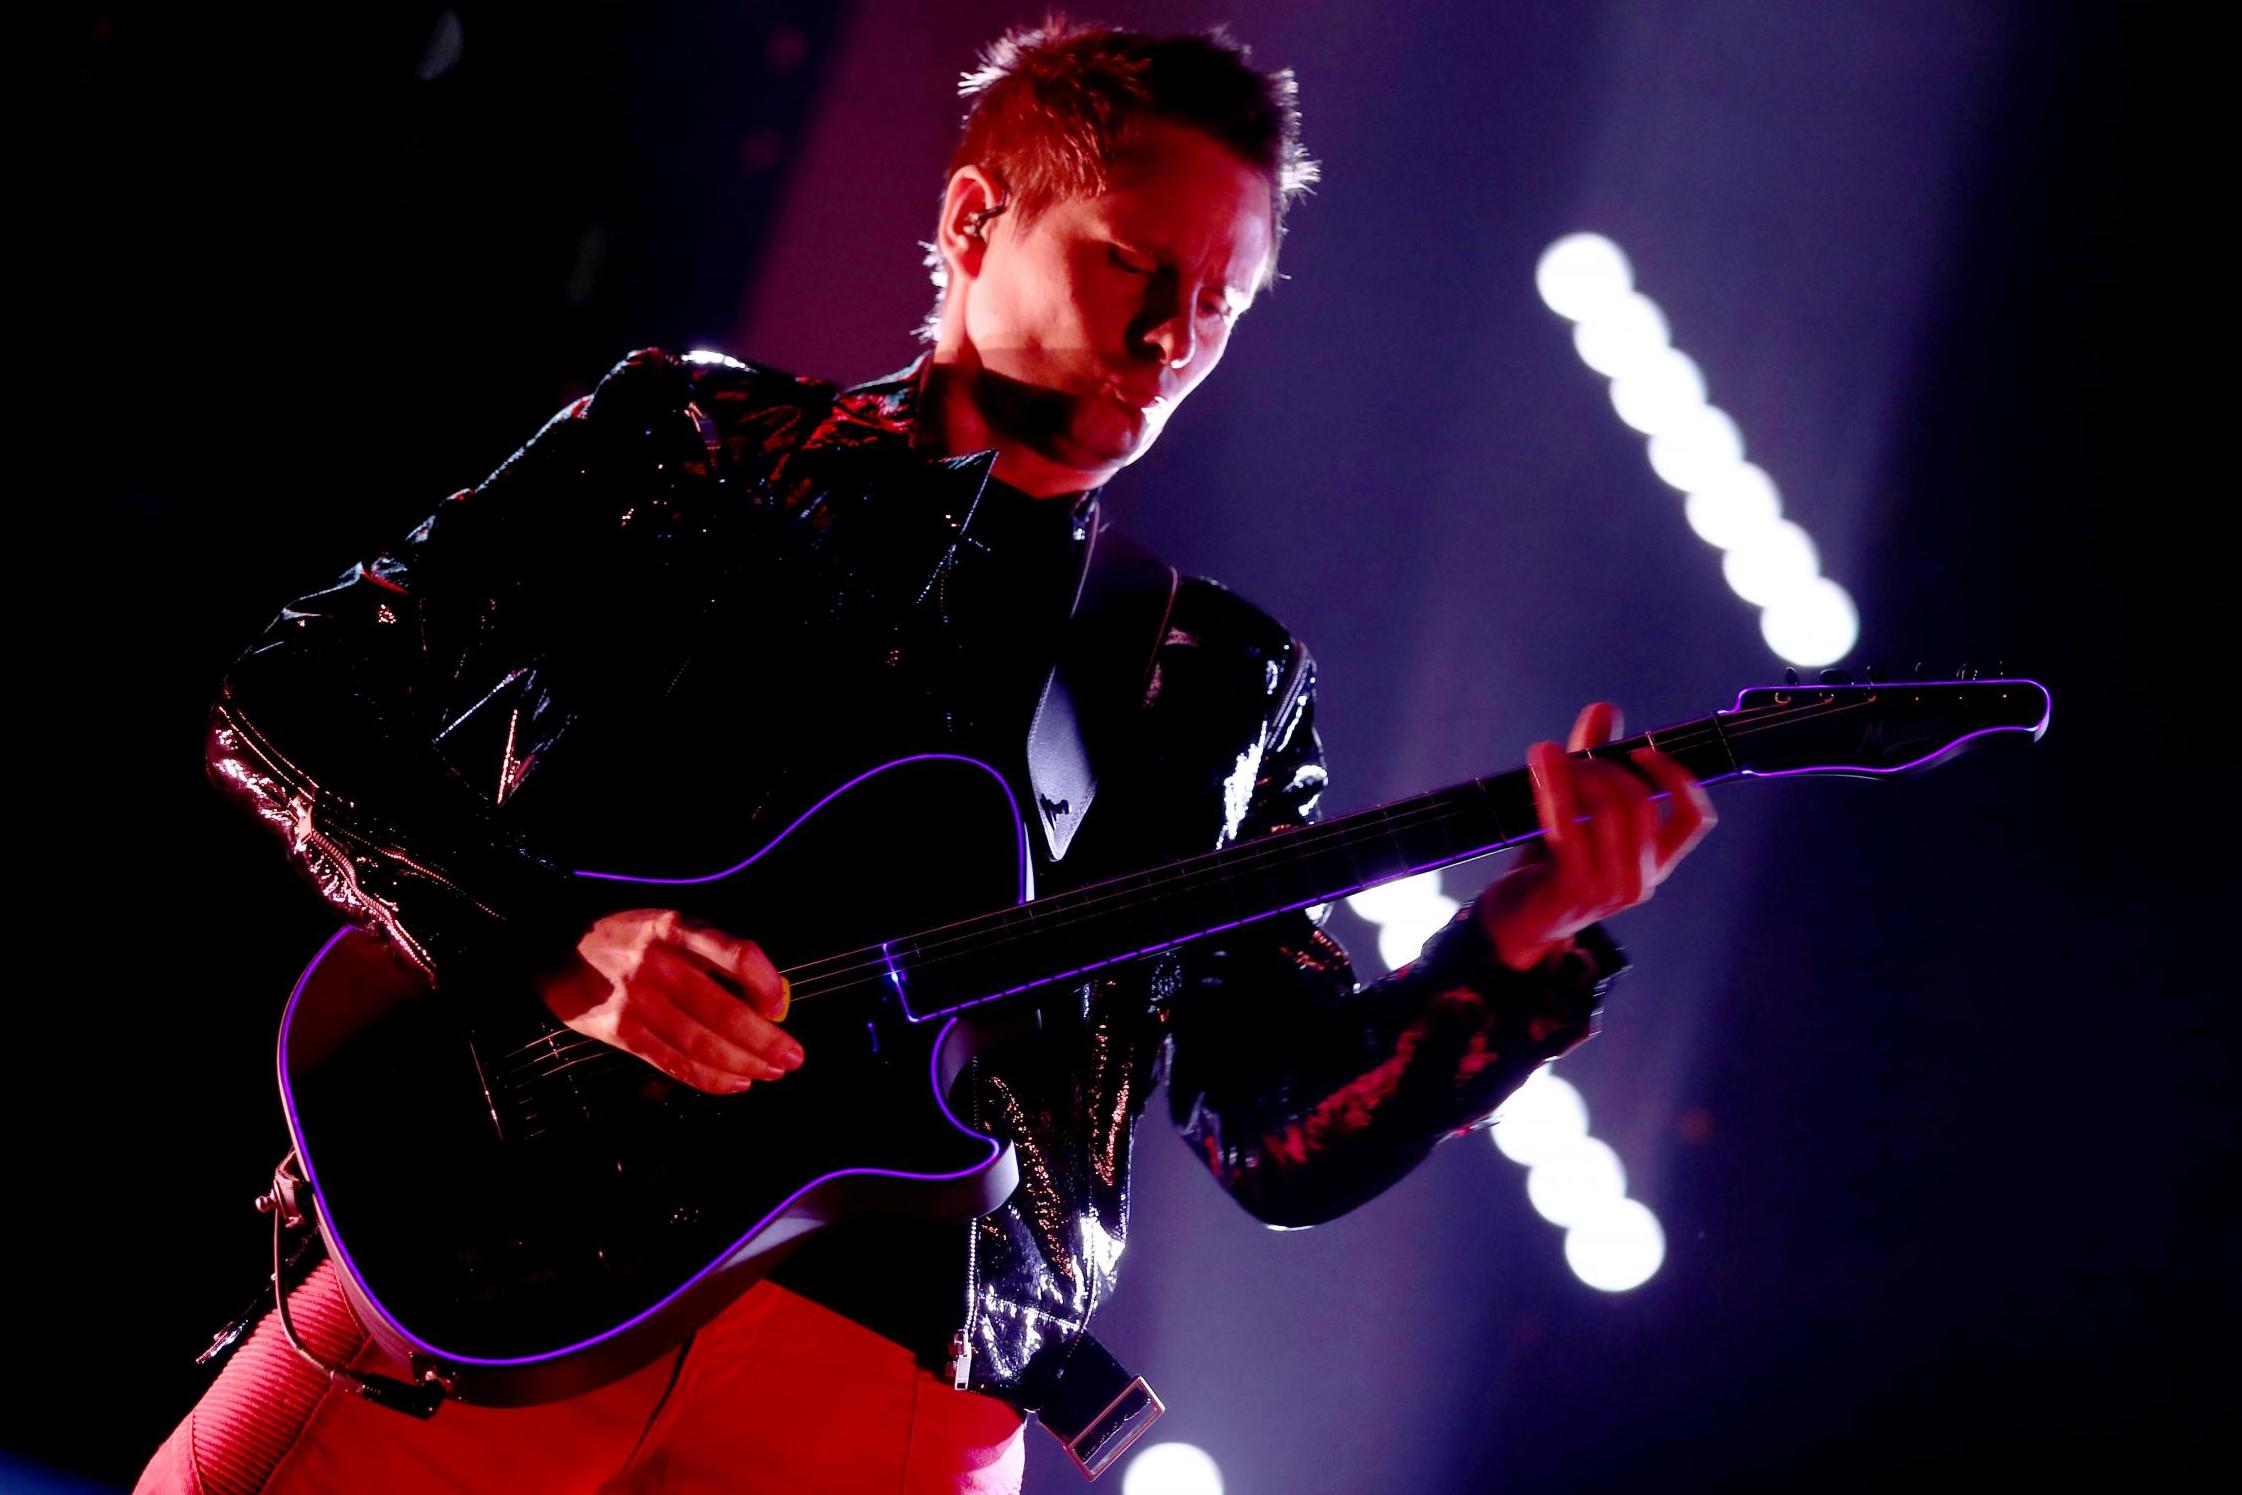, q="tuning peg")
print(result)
[1819,669,1854,685]
[1913,660,1926,679]
[1784,667,1800,686]
[1862,662,1881,683]
[1954,661,1974,680]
